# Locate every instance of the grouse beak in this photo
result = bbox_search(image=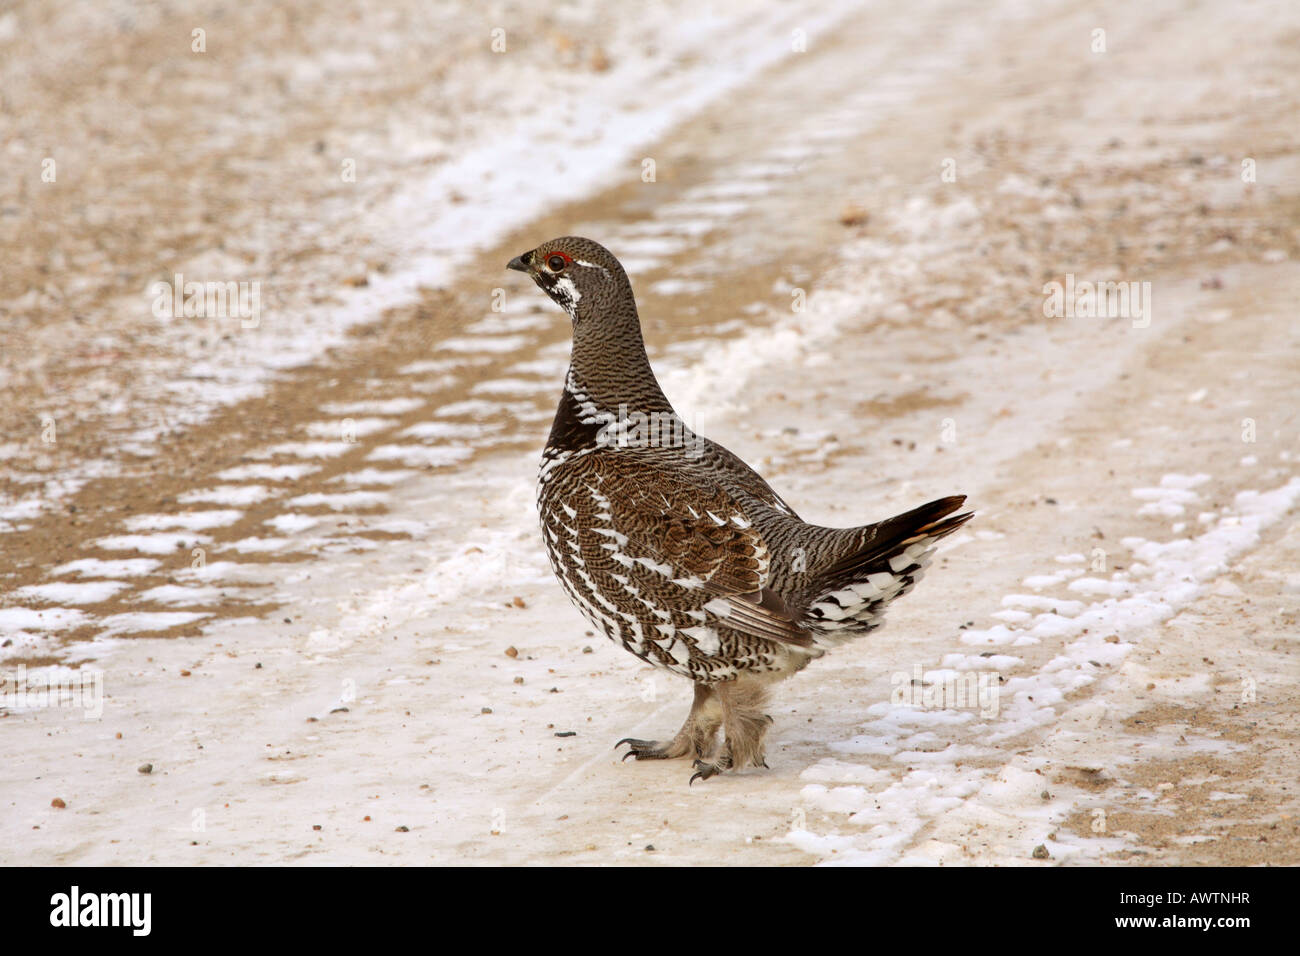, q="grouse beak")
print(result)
[506,252,532,274]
